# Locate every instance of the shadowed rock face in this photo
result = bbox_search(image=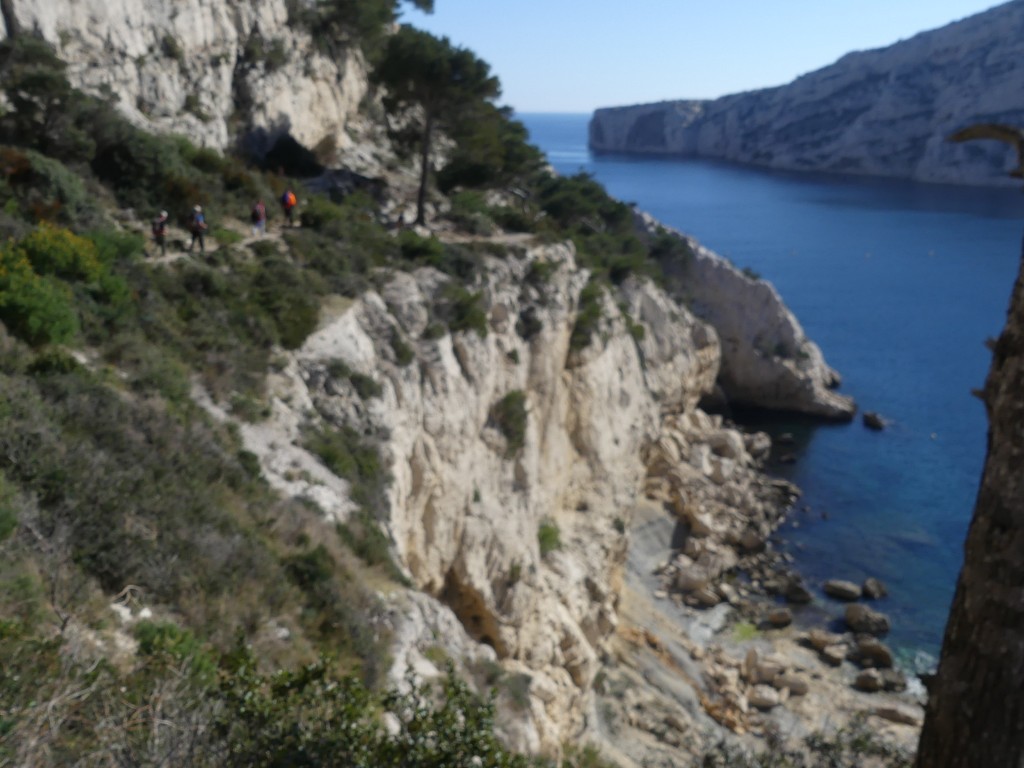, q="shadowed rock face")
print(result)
[590,1,1024,186]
